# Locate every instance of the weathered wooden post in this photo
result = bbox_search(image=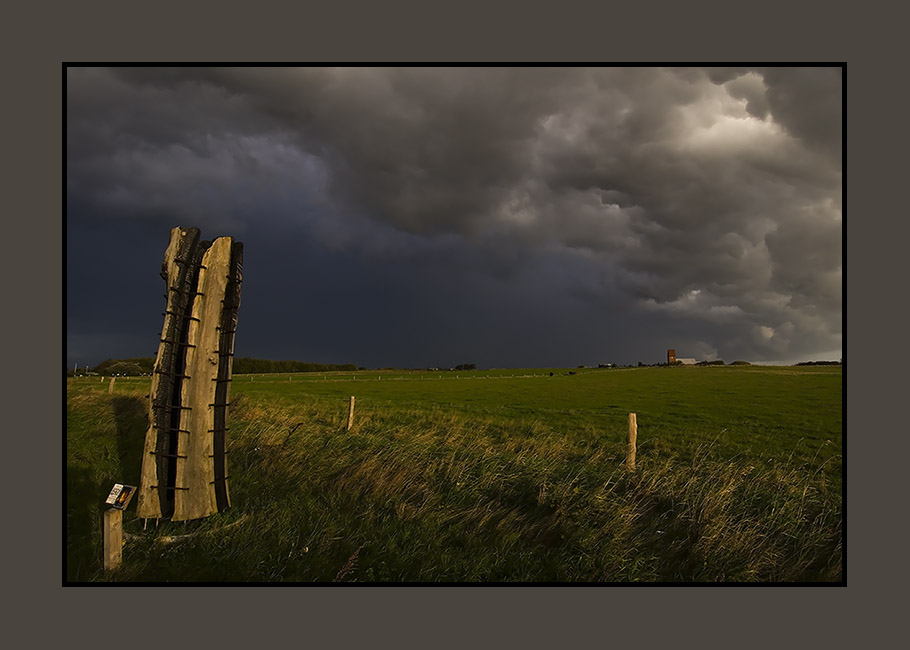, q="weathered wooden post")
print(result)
[103,508,123,570]
[108,377,116,394]
[626,412,637,470]
[173,236,233,521]
[137,226,242,522]
[347,396,356,431]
